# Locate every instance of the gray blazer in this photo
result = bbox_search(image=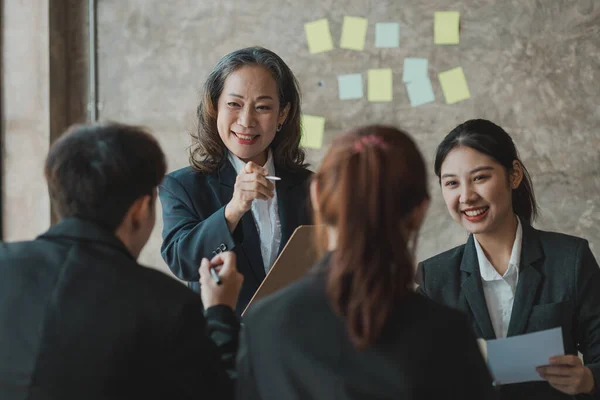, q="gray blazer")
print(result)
[417,222,600,400]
